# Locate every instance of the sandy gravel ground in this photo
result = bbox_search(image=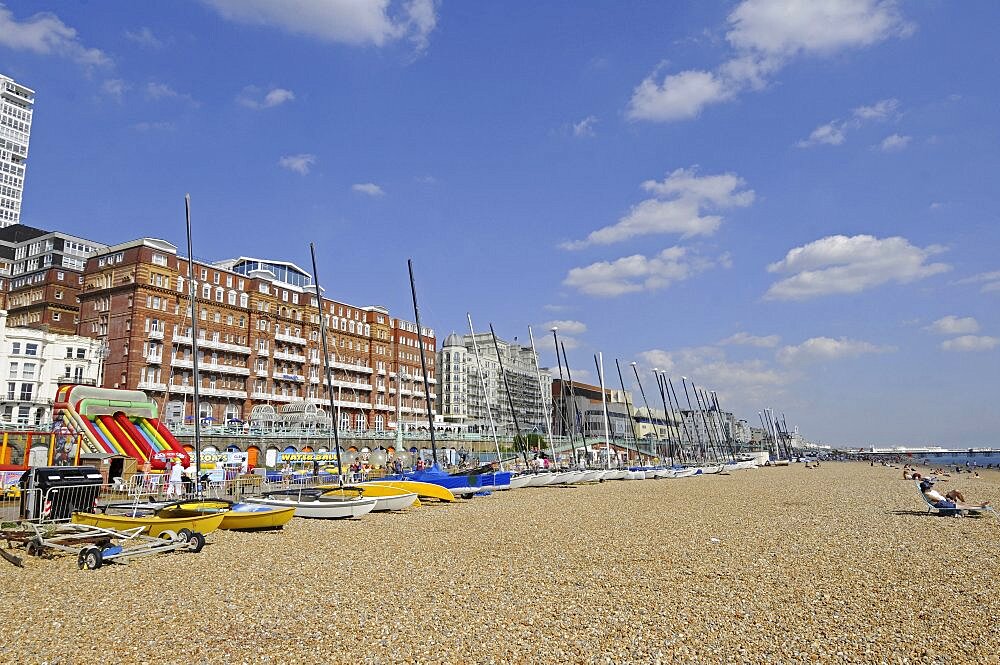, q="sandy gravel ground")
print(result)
[1,463,998,664]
